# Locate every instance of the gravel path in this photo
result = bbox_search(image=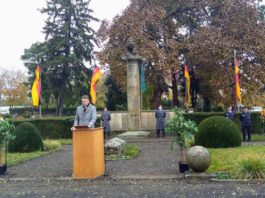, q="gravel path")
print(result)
[1,179,265,198]
[2,138,181,179]
[2,138,265,179]
[5,146,73,178]
[107,141,180,177]
[0,139,265,197]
